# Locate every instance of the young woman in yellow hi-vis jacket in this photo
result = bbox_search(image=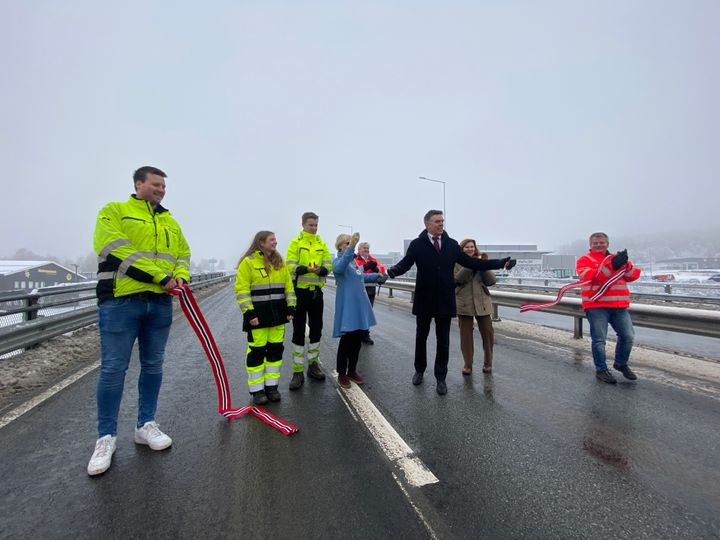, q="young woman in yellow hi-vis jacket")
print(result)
[235,231,296,405]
